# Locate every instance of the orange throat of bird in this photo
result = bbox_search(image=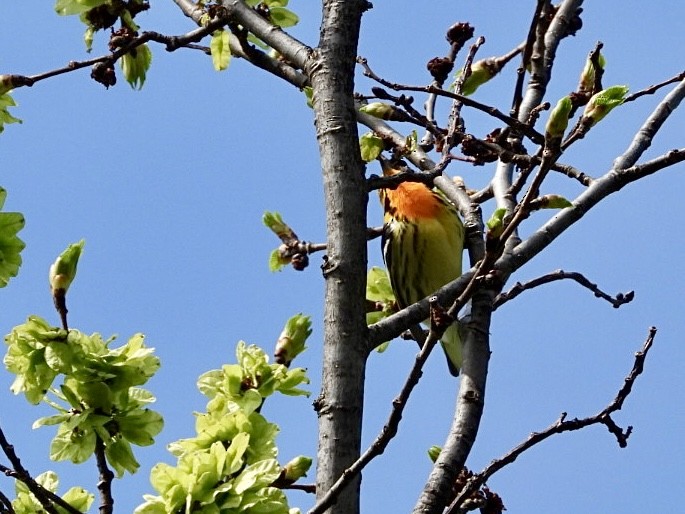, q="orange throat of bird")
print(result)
[383,182,442,221]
